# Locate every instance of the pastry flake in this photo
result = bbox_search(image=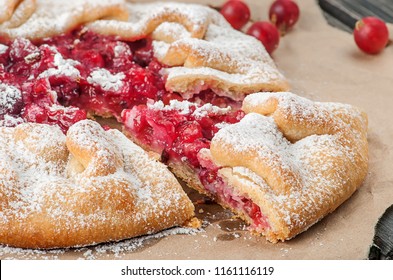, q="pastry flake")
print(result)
[0,120,194,249]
